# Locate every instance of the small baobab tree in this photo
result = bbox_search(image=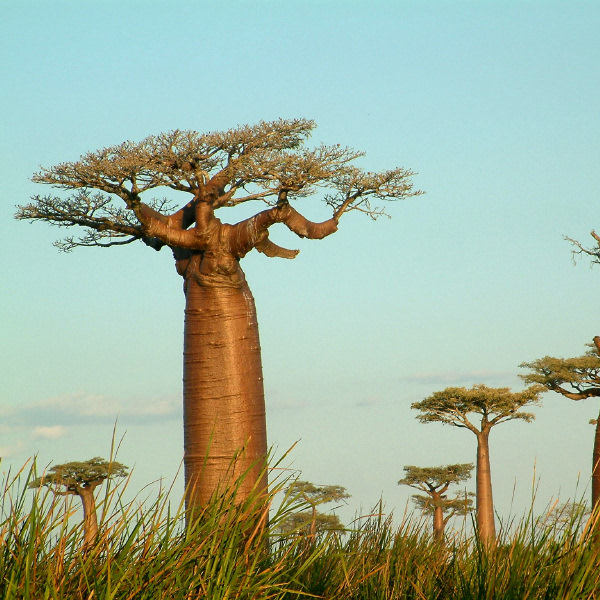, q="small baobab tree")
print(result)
[16,119,421,512]
[411,384,543,543]
[278,480,350,538]
[398,463,474,542]
[28,457,128,550]
[521,337,600,510]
